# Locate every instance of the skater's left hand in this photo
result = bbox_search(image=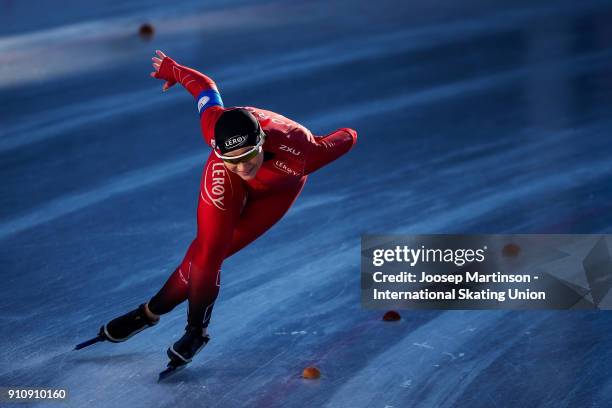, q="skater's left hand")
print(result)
[150,50,176,92]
